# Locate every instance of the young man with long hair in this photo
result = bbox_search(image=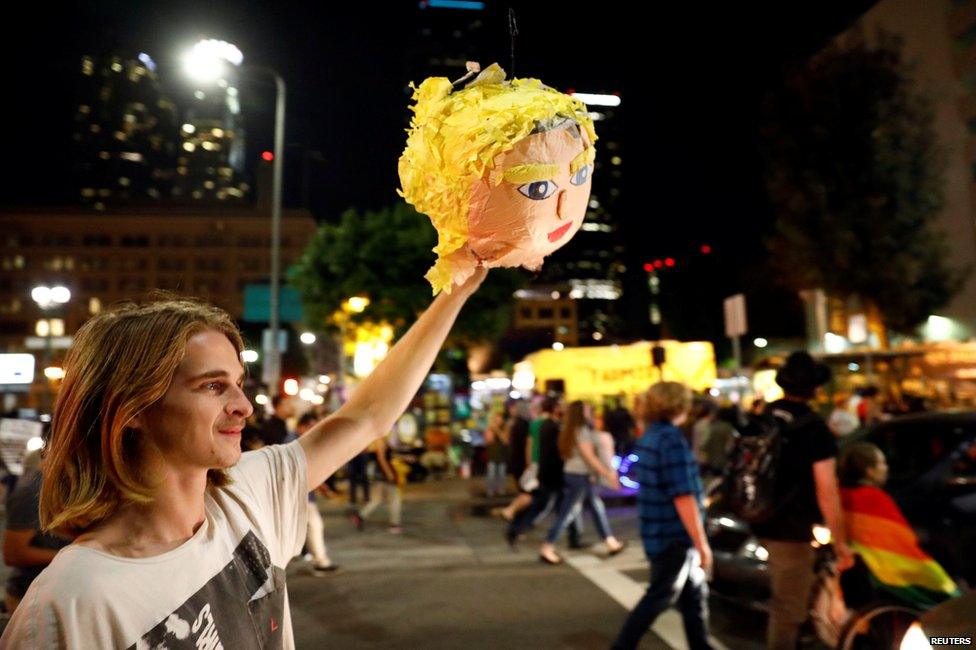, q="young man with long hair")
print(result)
[2,269,485,648]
